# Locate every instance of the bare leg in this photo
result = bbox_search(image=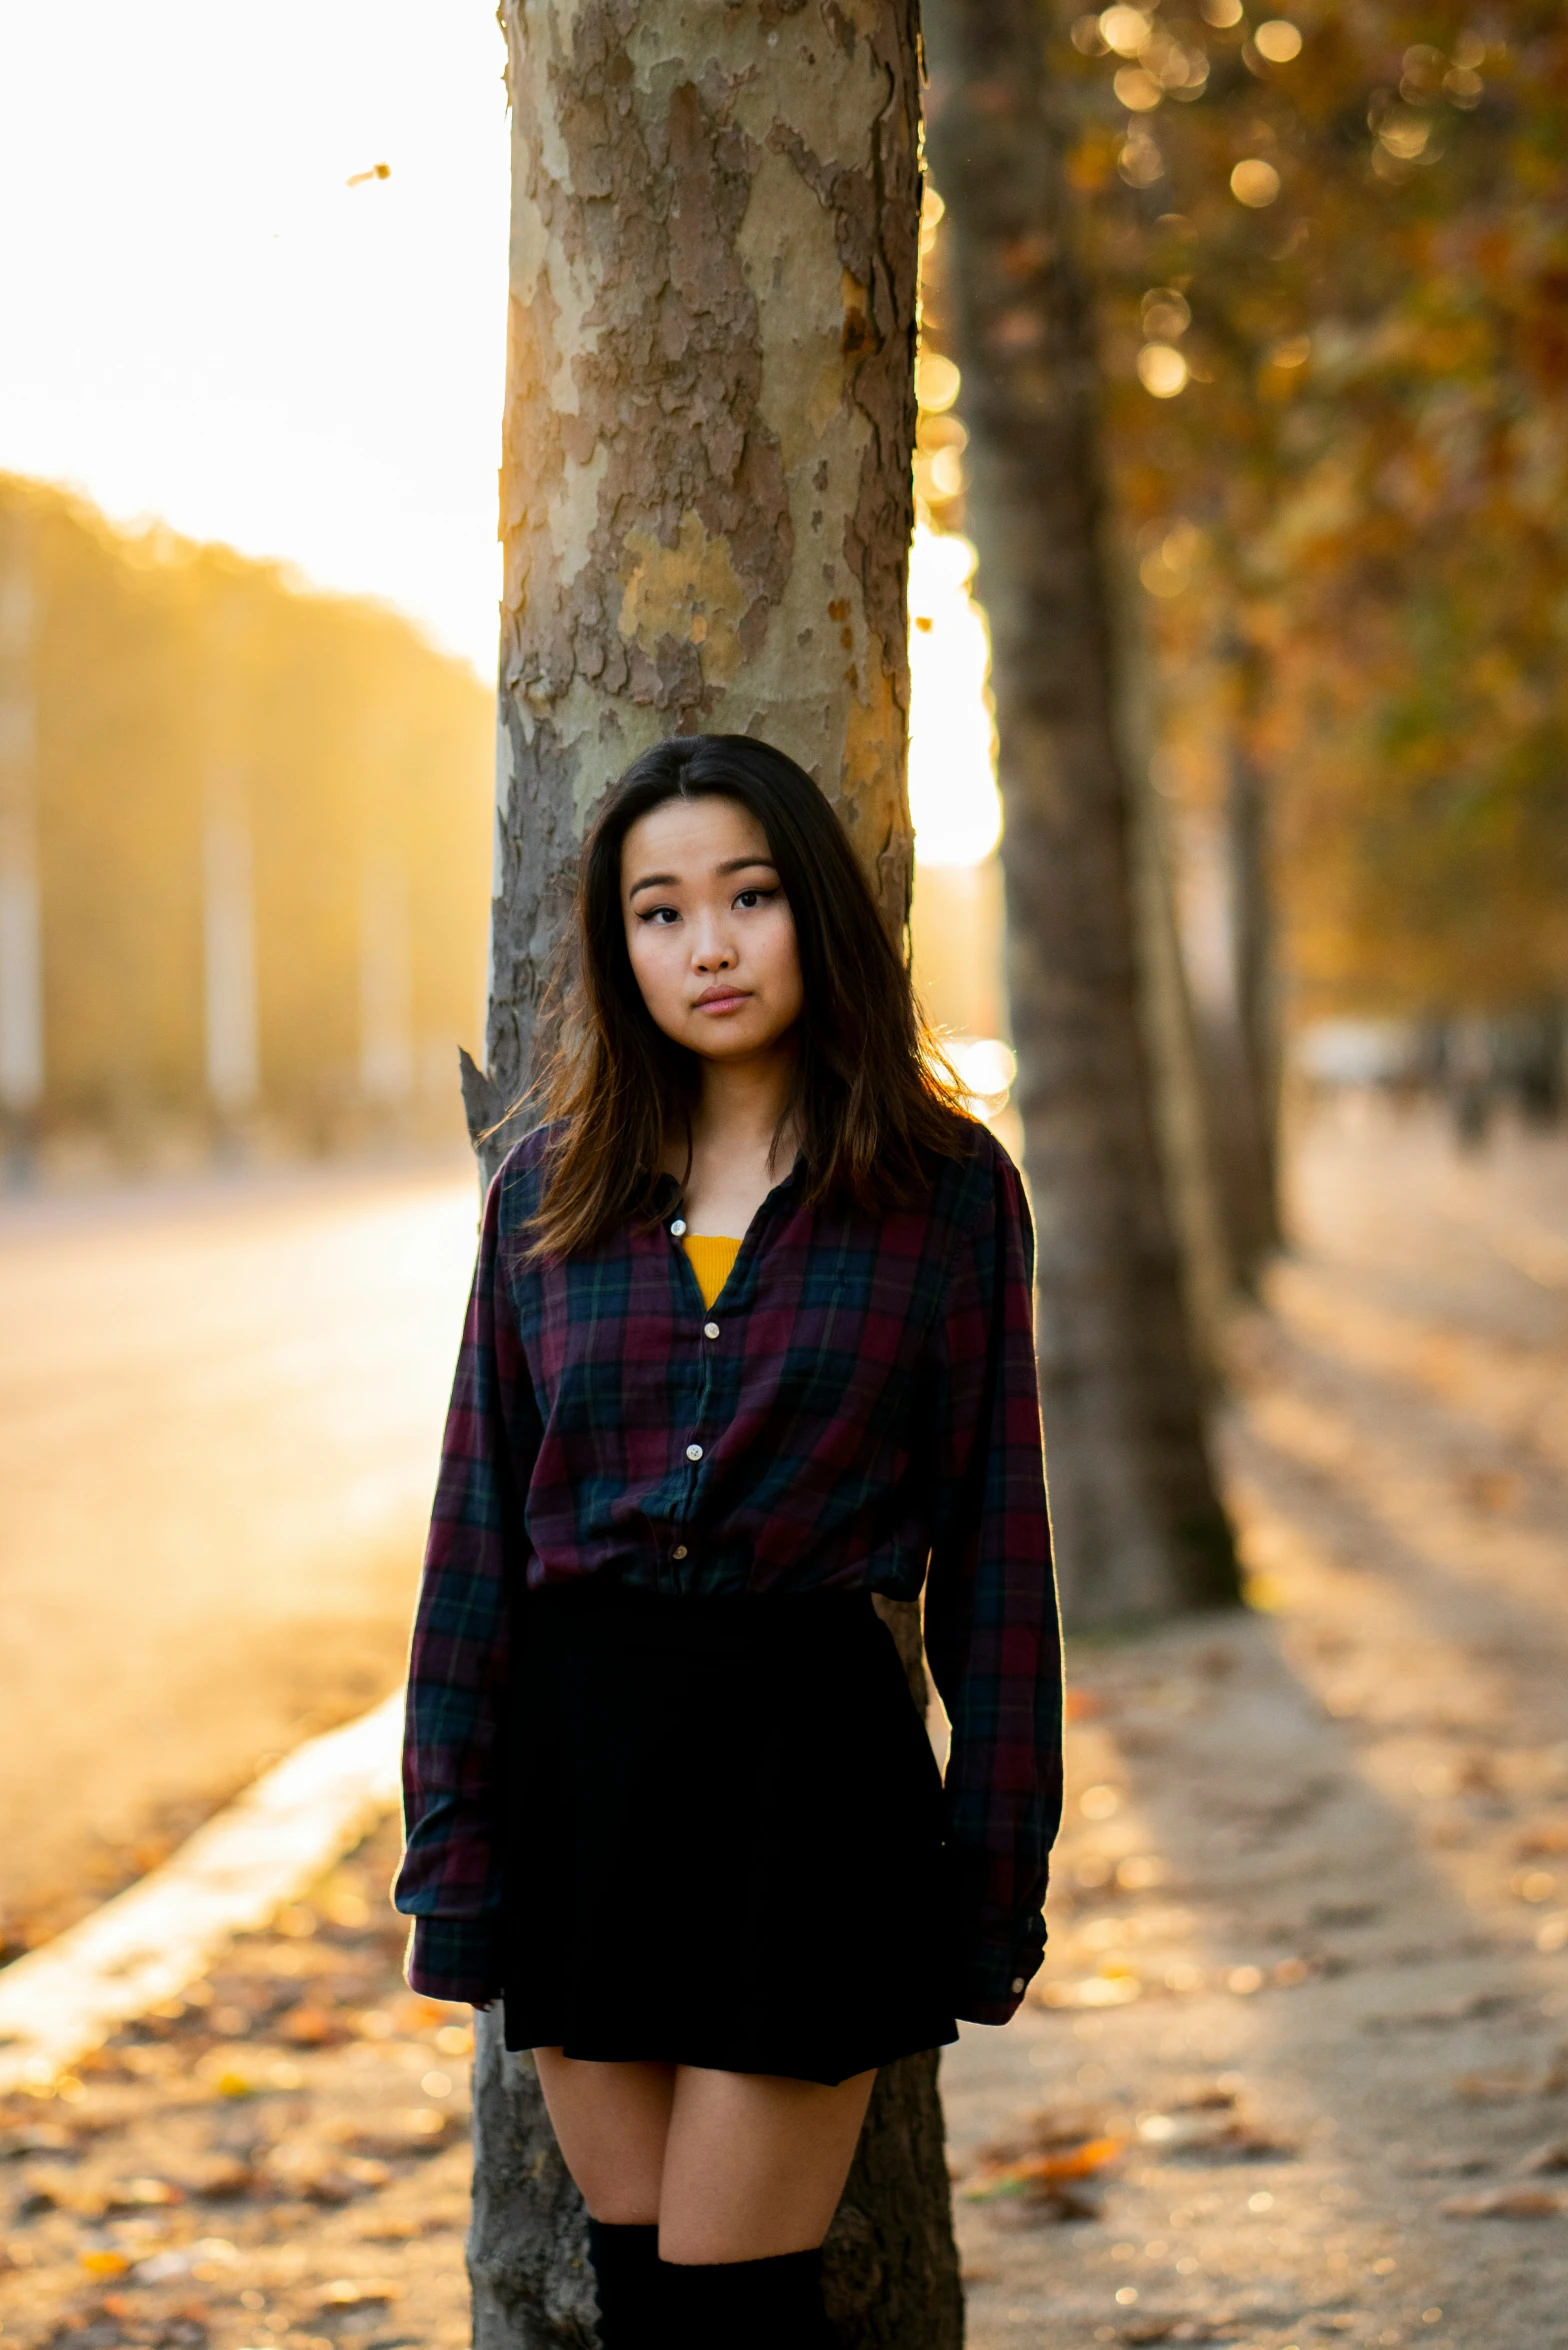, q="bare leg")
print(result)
[658,2065,876,2265]
[532,2048,876,2261]
[531,2048,676,2224]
